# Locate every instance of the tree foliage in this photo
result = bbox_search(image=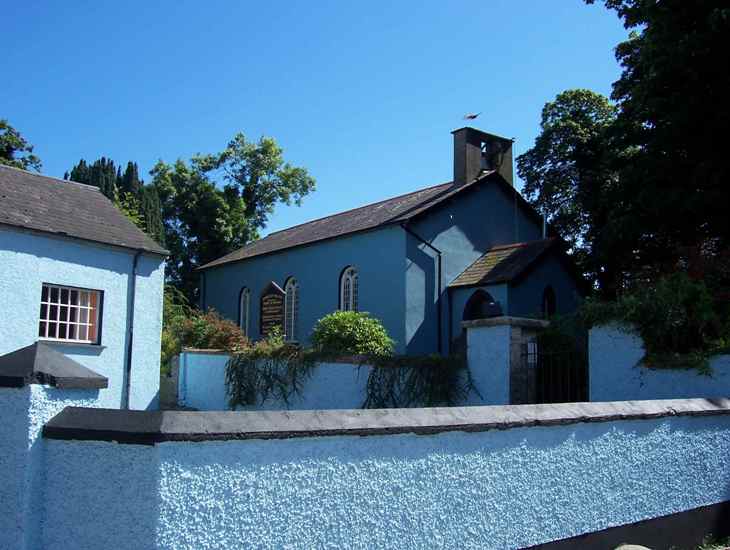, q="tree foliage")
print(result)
[151,133,315,302]
[519,2,730,297]
[65,157,165,246]
[0,119,41,171]
[593,0,730,280]
[517,90,625,295]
